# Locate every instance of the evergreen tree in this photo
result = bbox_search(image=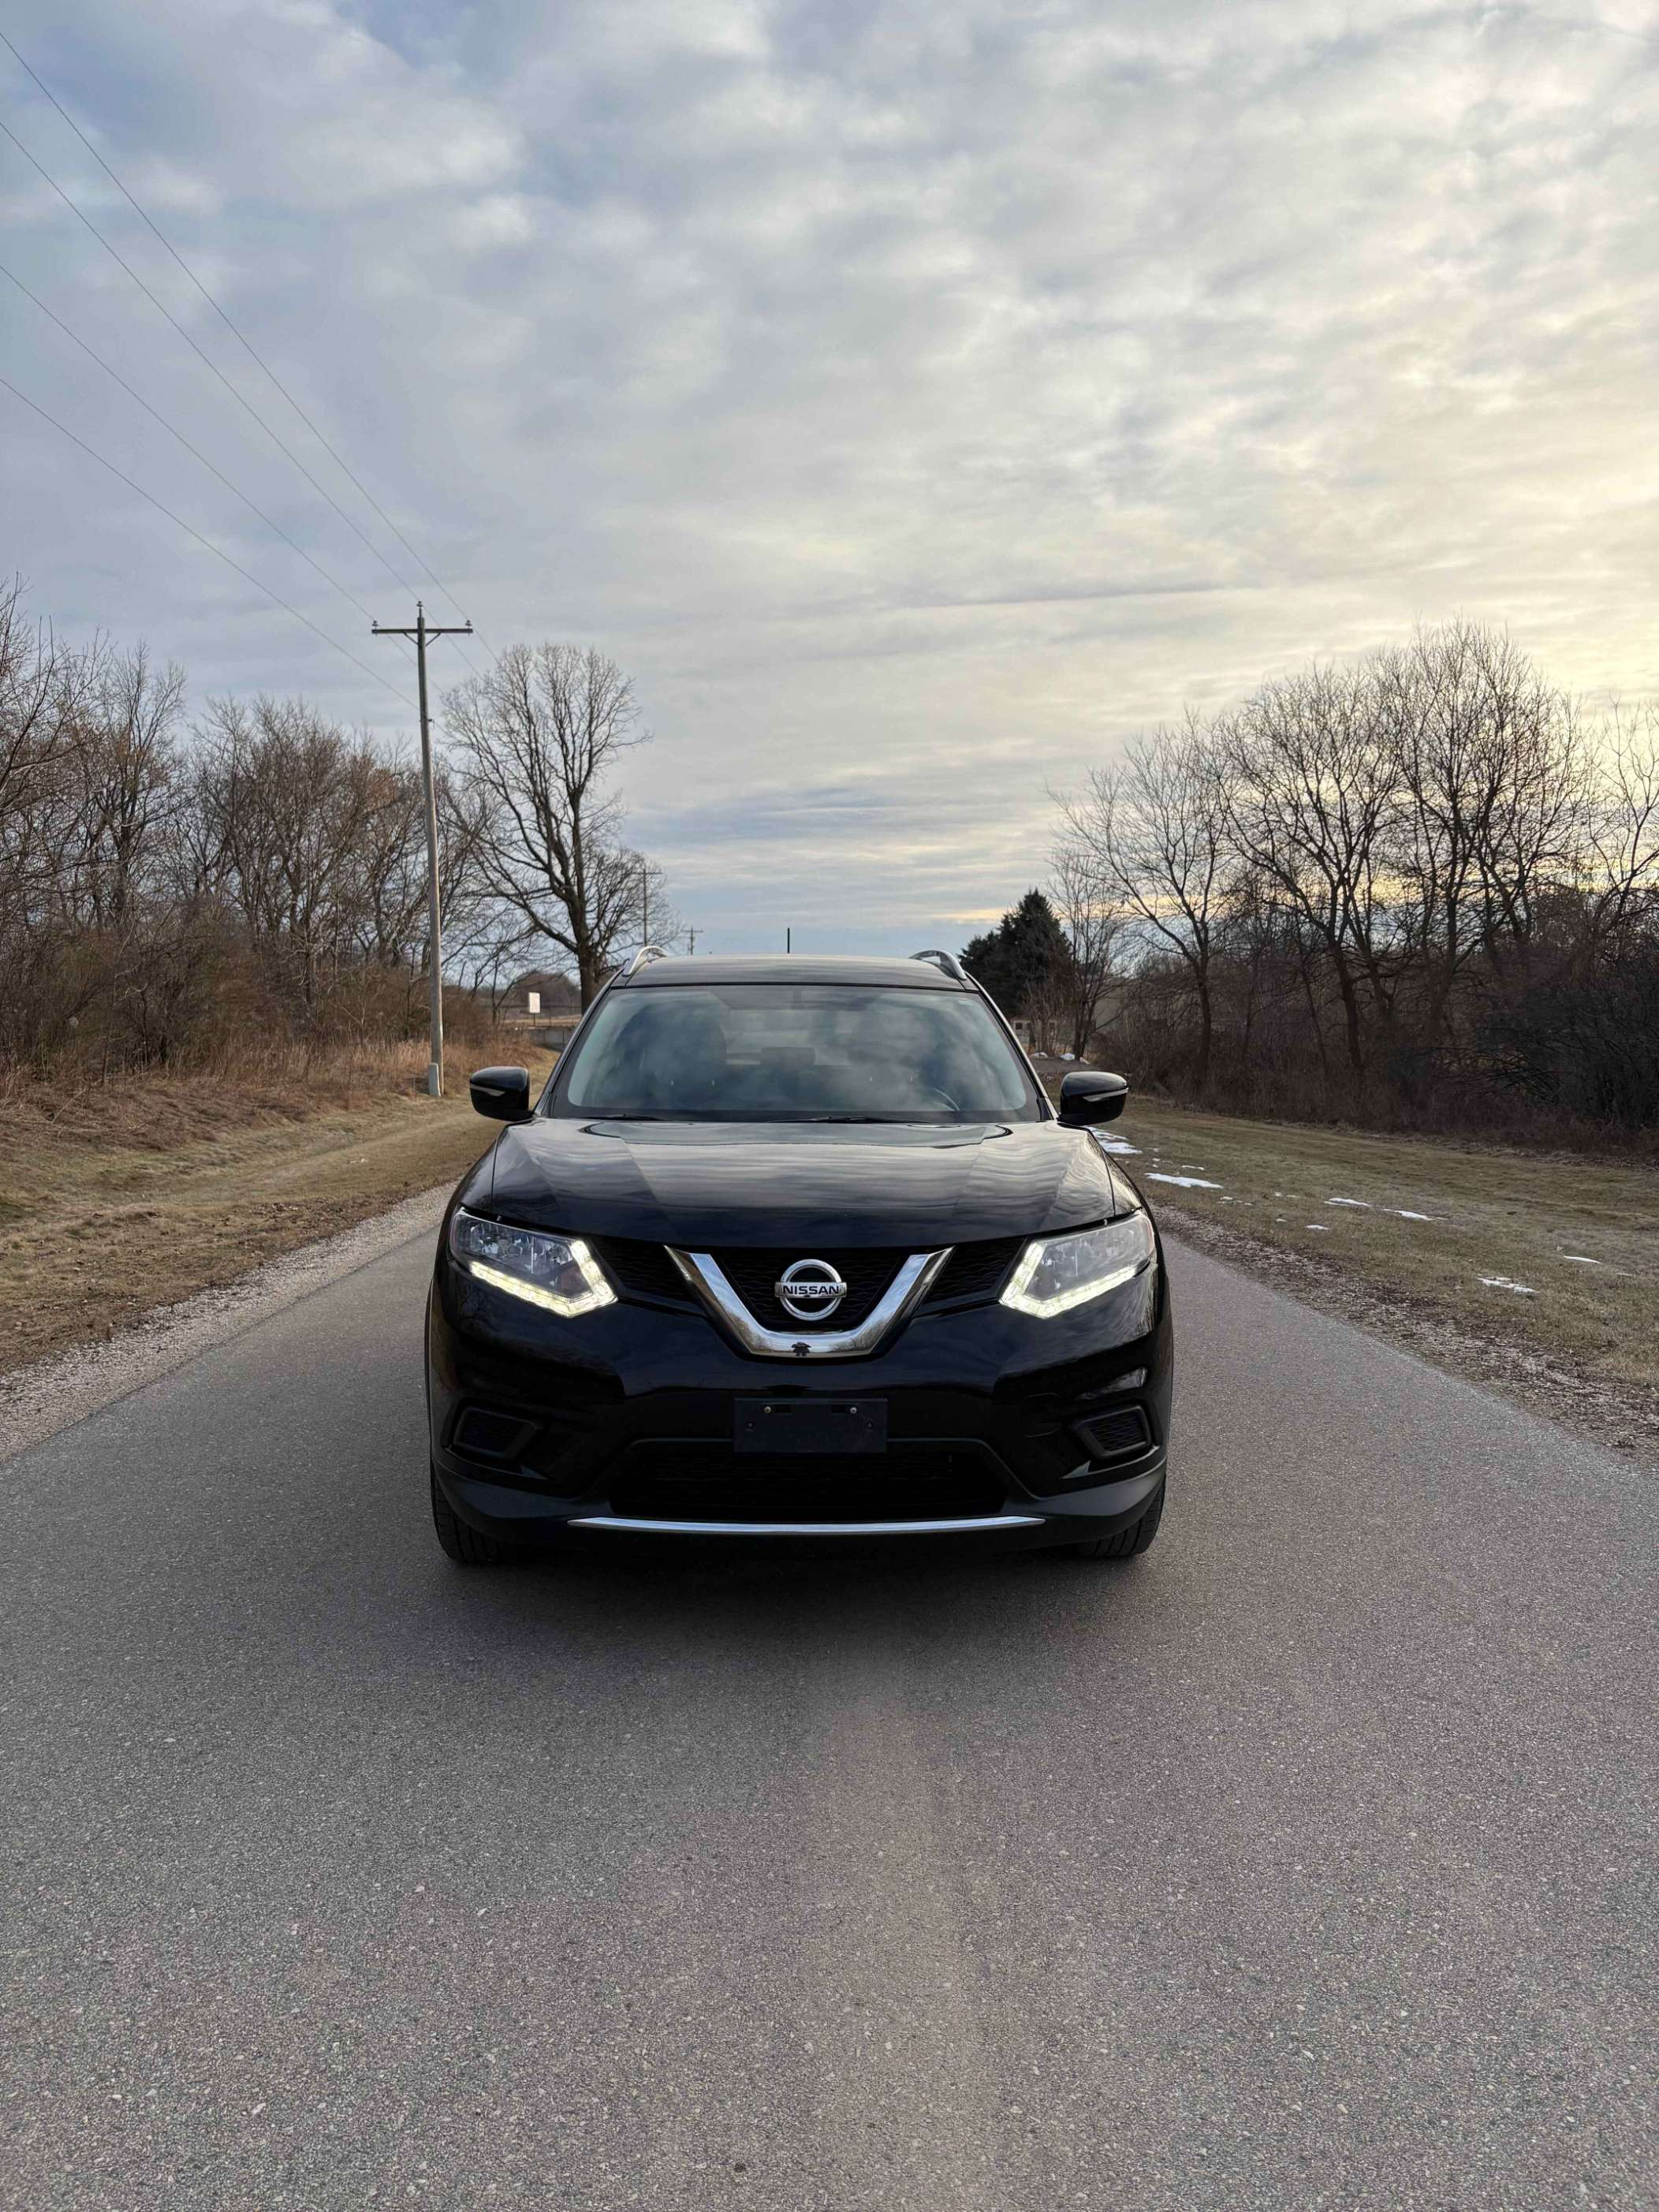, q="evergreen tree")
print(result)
[960,889,1072,1014]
